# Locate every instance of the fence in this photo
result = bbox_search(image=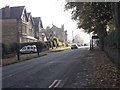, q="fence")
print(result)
[104,30,120,67]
